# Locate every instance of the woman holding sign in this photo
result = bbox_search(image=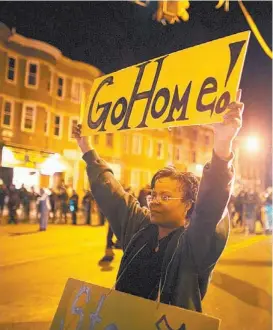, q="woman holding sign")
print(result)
[73,90,244,312]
